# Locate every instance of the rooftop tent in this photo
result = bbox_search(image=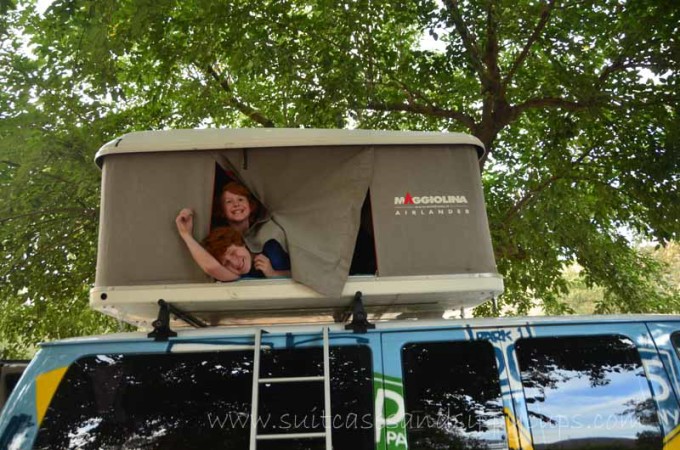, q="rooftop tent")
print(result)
[91,129,503,327]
